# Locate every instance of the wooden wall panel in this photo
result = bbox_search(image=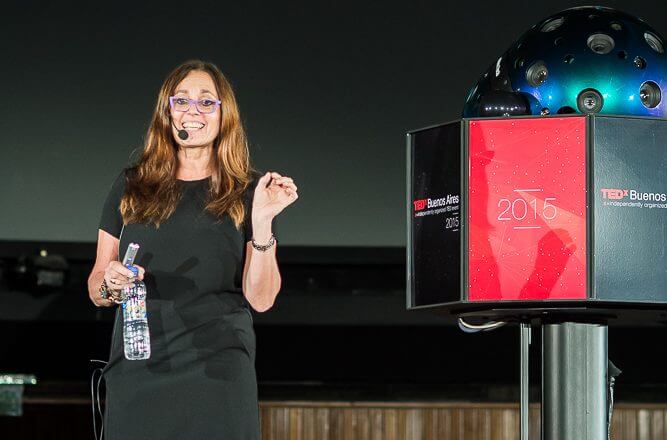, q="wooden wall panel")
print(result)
[258,402,667,440]
[4,397,667,439]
